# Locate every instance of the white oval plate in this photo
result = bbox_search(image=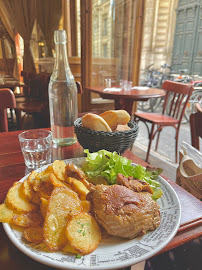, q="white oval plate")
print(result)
[3,157,181,270]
